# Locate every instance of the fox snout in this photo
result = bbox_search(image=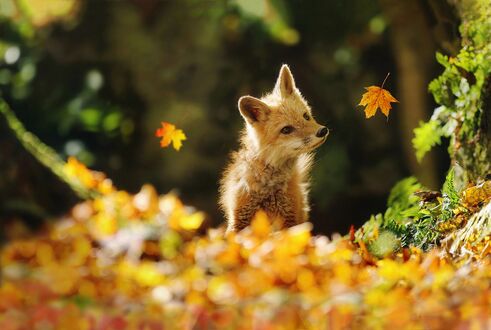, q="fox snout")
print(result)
[316,126,329,138]
[308,124,328,151]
